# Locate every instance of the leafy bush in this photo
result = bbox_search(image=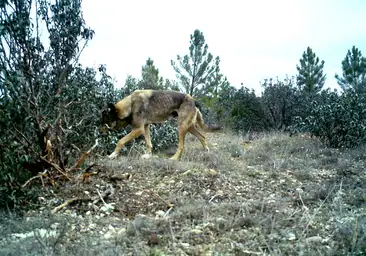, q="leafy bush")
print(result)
[149,120,178,151]
[296,89,366,148]
[261,77,296,130]
[0,0,118,210]
[217,86,269,133]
